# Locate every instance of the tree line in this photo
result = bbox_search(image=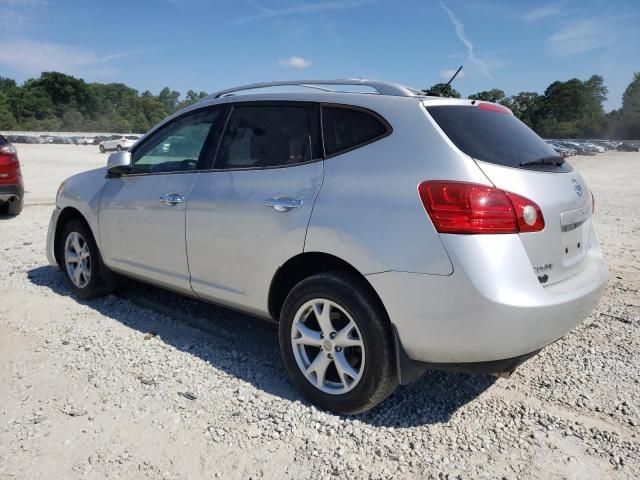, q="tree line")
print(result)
[423,73,640,139]
[0,71,639,138]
